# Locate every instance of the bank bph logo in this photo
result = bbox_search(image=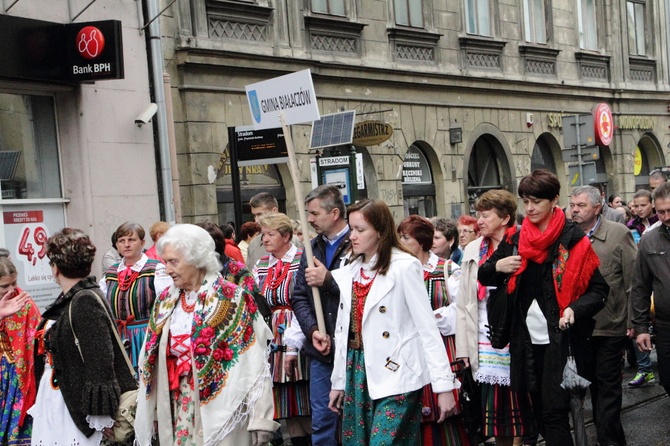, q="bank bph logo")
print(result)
[76,26,105,59]
[248,90,261,124]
